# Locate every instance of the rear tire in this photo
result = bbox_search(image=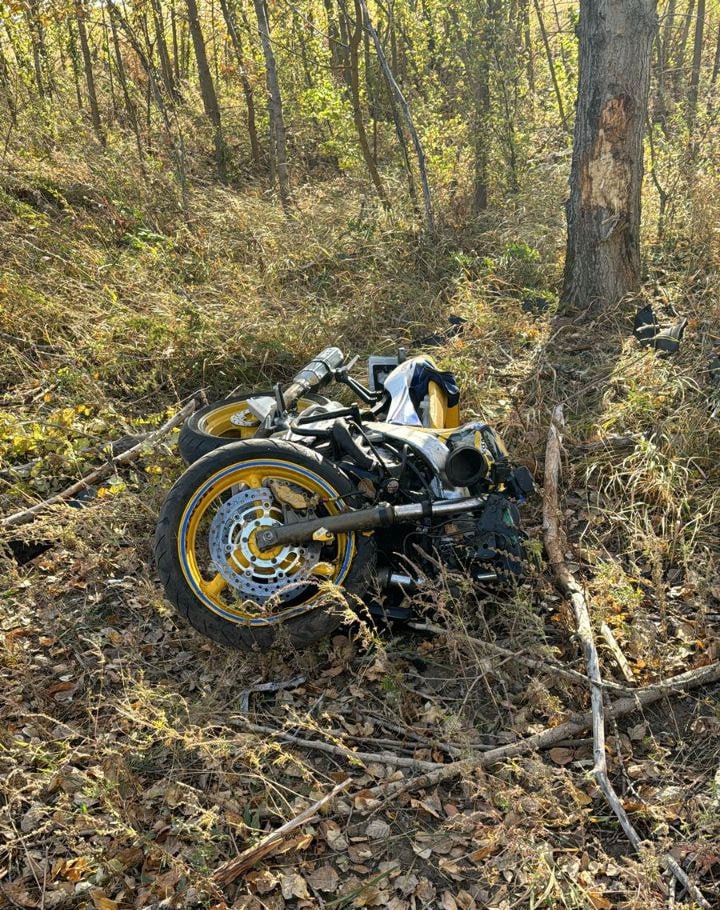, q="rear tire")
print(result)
[178,391,330,464]
[154,439,375,651]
